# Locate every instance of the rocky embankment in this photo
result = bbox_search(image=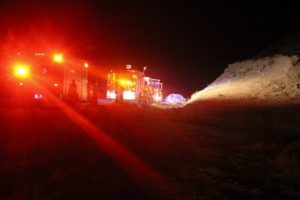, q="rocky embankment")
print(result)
[189,55,300,103]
